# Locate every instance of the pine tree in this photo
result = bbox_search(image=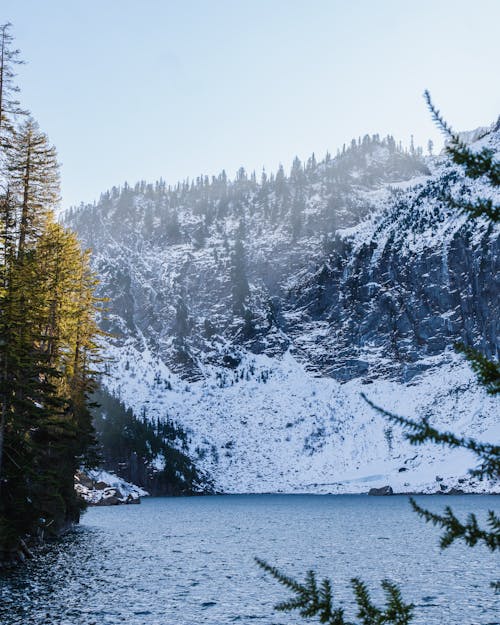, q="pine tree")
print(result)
[0,187,17,479]
[290,156,305,241]
[231,231,249,316]
[424,91,499,222]
[25,220,102,529]
[0,205,102,553]
[6,117,59,259]
[0,23,25,142]
[256,559,414,625]
[0,25,102,558]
